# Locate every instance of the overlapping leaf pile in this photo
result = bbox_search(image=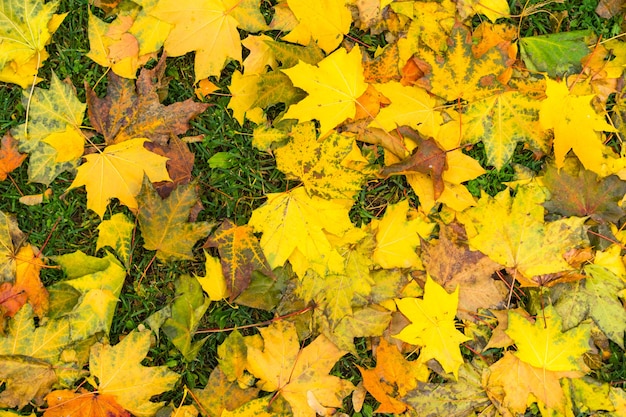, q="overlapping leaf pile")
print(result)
[1,0,626,416]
